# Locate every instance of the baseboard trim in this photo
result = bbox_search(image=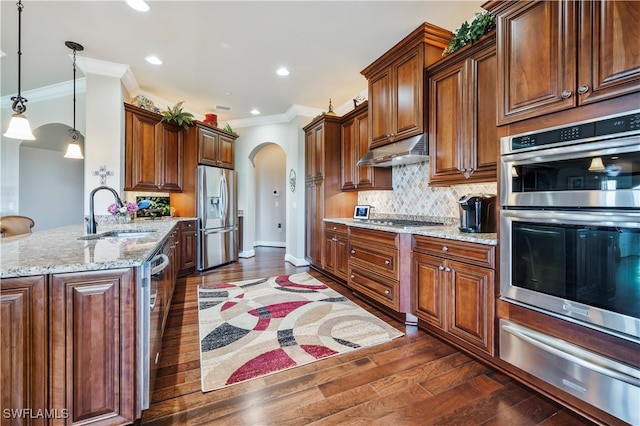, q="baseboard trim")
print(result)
[253,241,286,248]
[285,253,310,267]
[239,249,255,258]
